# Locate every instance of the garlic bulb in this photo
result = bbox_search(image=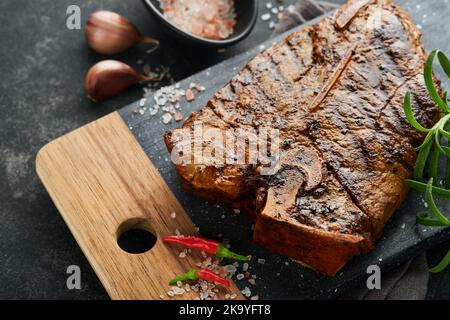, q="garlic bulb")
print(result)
[85,60,151,102]
[85,10,159,55]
